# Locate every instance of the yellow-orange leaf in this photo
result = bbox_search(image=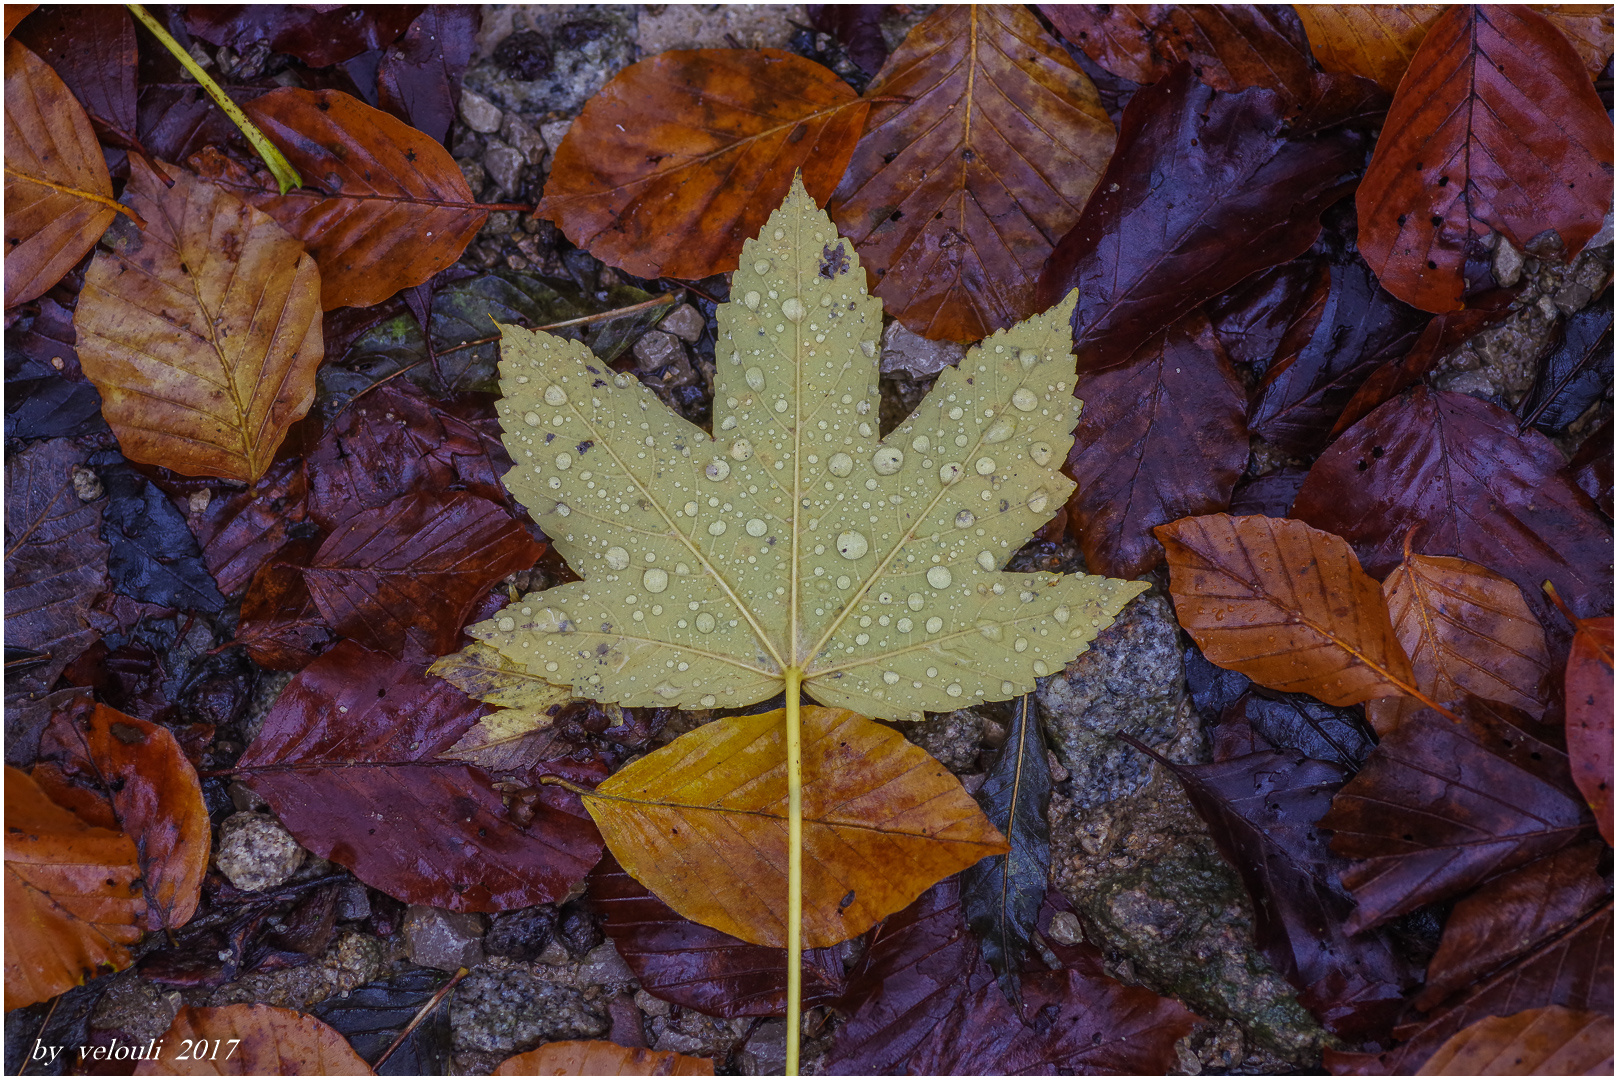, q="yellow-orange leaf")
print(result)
[541,49,867,281]
[494,1041,713,1076]
[3,38,118,306]
[579,706,1009,949]
[136,1005,372,1075]
[1155,514,1416,706]
[1418,1005,1613,1075]
[74,157,322,484]
[1293,5,1445,91]
[4,766,144,1011]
